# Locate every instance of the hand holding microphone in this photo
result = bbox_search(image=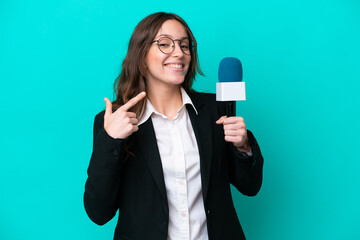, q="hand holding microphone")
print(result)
[216,116,250,152]
[216,57,250,153]
[104,92,146,139]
